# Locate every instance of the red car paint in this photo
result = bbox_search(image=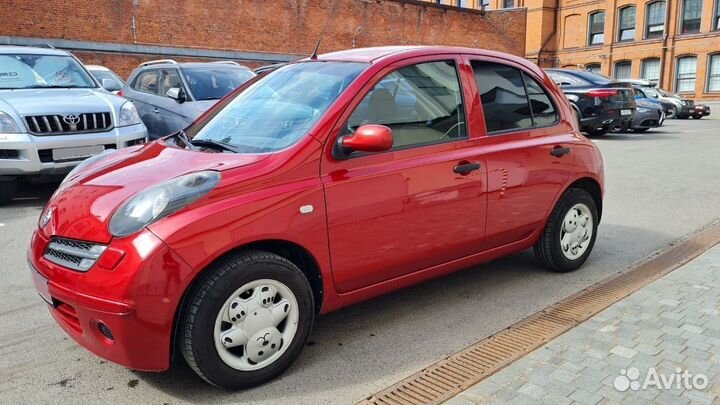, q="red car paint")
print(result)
[29,46,604,372]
